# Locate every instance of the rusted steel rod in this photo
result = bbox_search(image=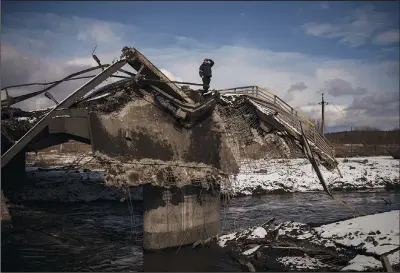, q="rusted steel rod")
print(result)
[1,74,130,90]
[1,65,109,91]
